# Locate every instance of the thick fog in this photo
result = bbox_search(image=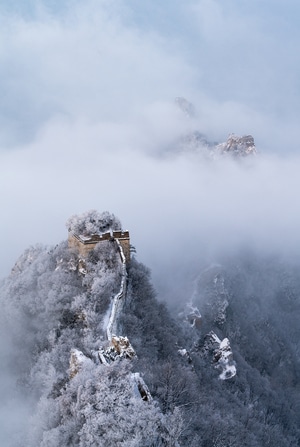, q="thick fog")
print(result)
[1,0,300,282]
